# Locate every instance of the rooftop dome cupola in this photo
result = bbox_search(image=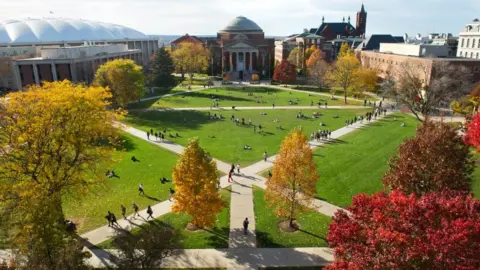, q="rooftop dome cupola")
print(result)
[220,16,263,32]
